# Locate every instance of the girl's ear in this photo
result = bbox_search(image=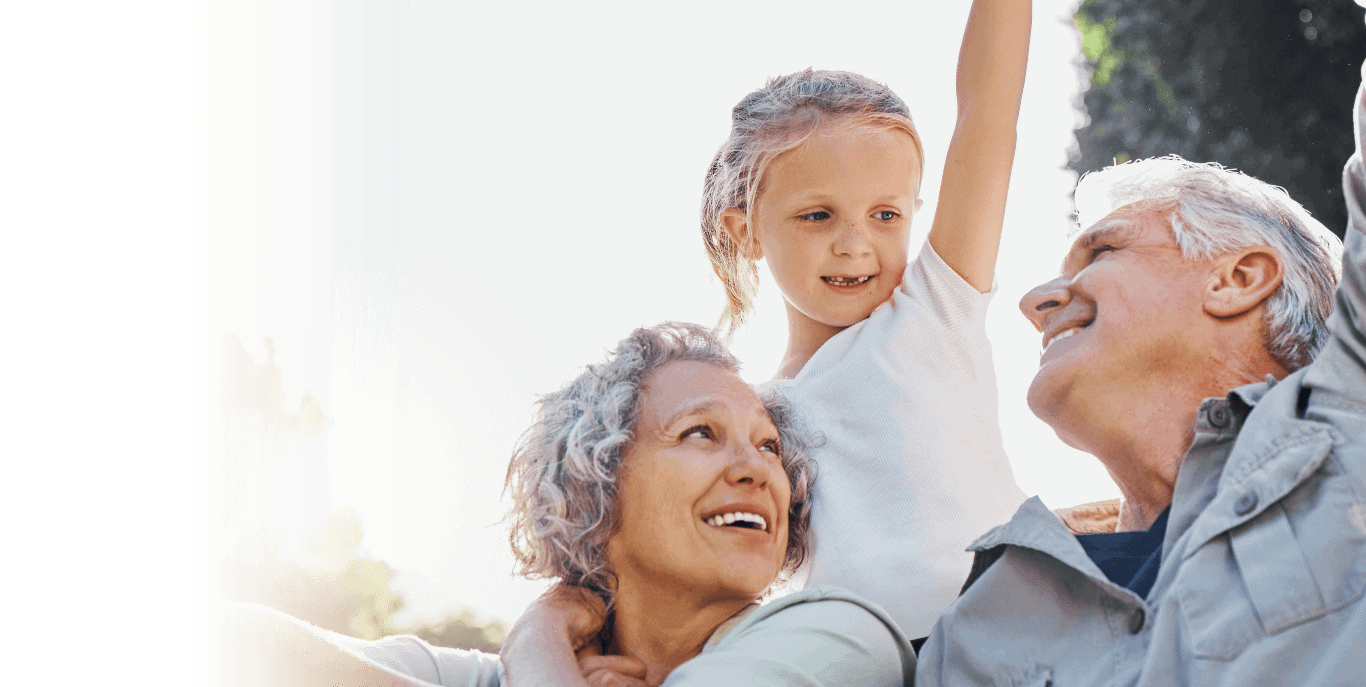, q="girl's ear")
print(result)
[1204,245,1284,318]
[719,208,763,260]
[914,198,924,215]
